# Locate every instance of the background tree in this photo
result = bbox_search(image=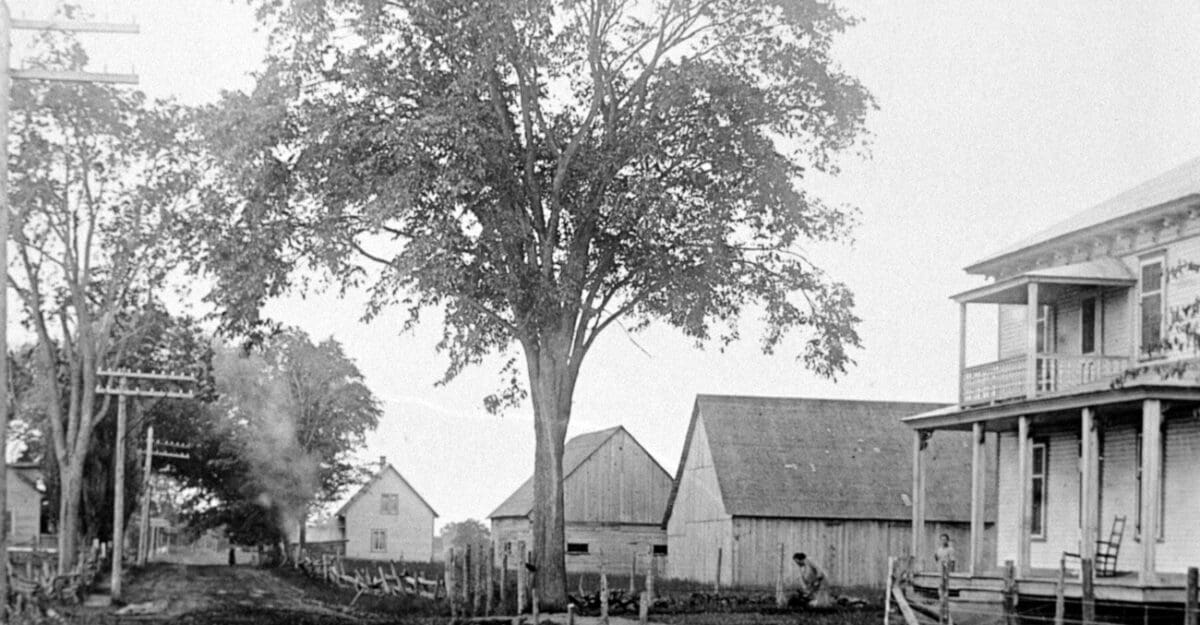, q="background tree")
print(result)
[156,329,380,558]
[8,32,198,570]
[194,0,873,603]
[440,519,491,558]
